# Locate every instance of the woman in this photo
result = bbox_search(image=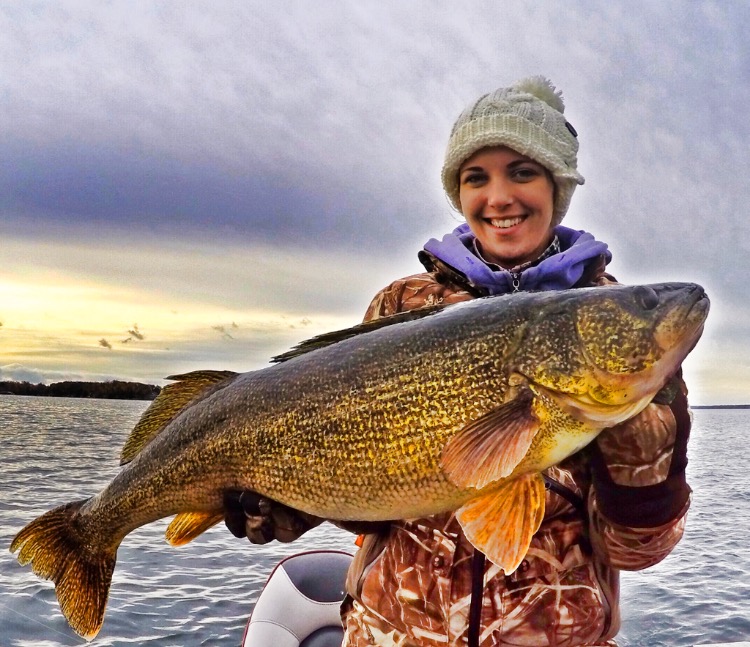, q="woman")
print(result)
[226,77,692,646]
